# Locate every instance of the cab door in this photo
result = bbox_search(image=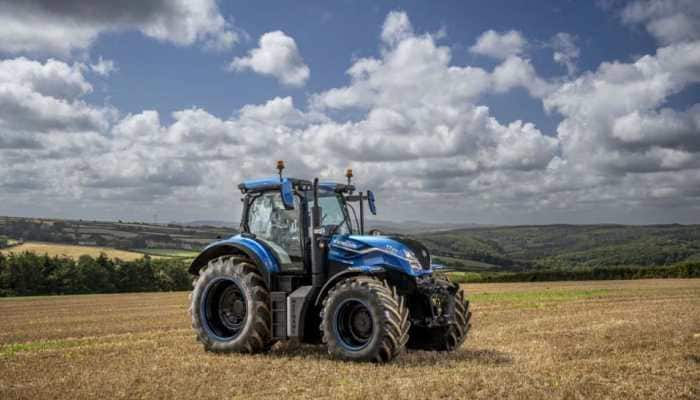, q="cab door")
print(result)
[247,191,304,271]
